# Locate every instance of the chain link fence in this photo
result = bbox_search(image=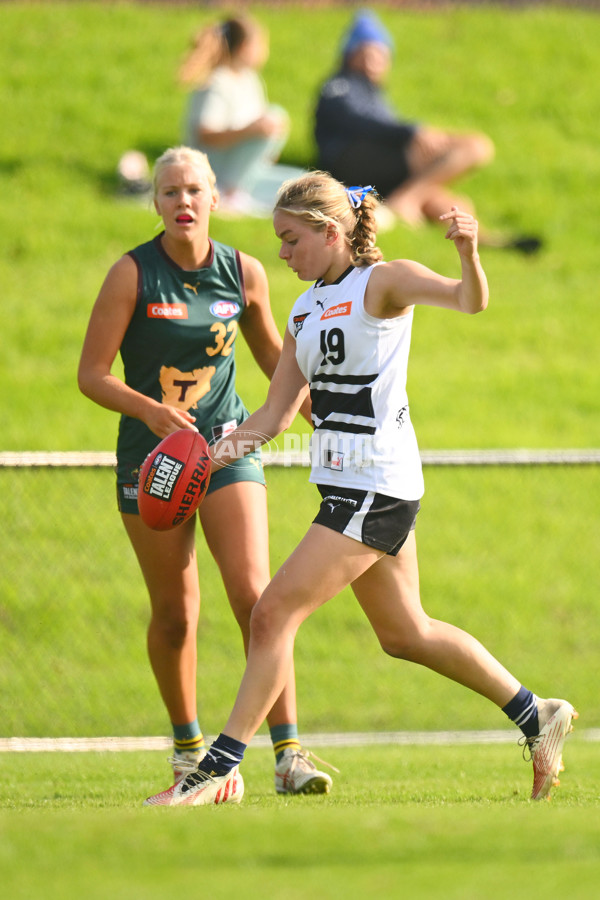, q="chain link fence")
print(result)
[2,451,599,739]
